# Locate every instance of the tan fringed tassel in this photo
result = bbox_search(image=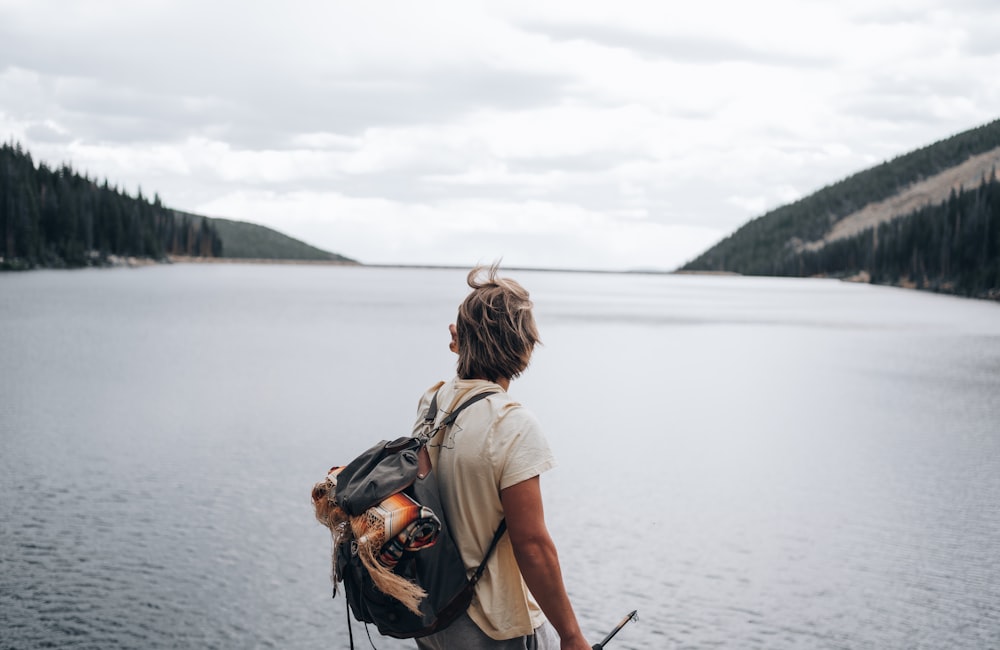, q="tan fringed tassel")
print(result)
[311,475,427,616]
[312,478,351,587]
[350,514,427,616]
